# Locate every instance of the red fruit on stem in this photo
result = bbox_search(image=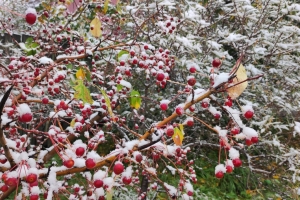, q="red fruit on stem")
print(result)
[226,165,233,173]
[26,13,36,25]
[189,67,196,73]
[87,190,93,196]
[215,171,224,179]
[225,100,233,107]
[42,97,49,104]
[135,154,143,163]
[201,102,209,108]
[86,158,96,169]
[76,147,85,157]
[93,179,104,188]
[244,110,254,119]
[122,177,132,185]
[187,77,196,86]
[251,137,259,143]
[63,159,75,168]
[187,191,193,196]
[156,73,165,81]
[166,128,174,137]
[214,113,221,120]
[26,174,37,183]
[0,158,7,164]
[212,58,222,68]
[30,194,39,200]
[0,185,8,192]
[231,127,240,135]
[186,120,194,127]
[232,158,242,167]
[160,103,168,111]
[245,139,252,146]
[6,177,18,187]
[175,107,184,115]
[19,113,33,123]
[113,162,124,175]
